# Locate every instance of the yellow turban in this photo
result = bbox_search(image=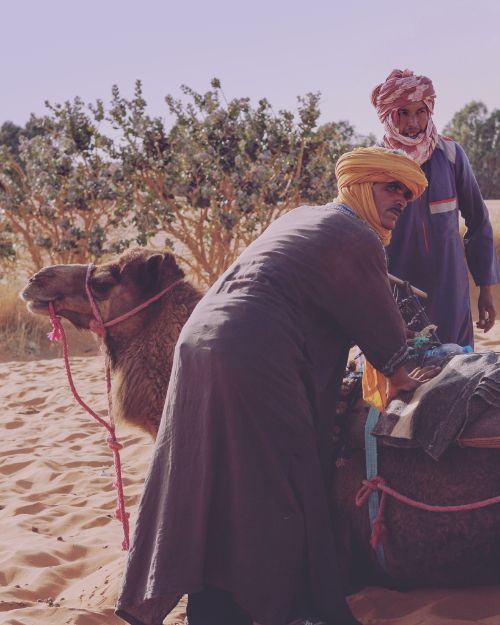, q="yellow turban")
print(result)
[334,147,427,411]
[334,146,428,246]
